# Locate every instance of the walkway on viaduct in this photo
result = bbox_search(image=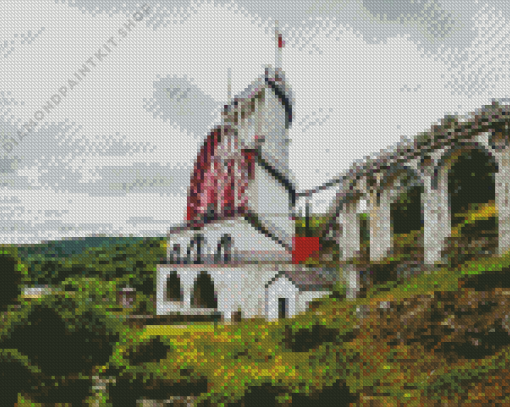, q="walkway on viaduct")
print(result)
[296,100,510,266]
